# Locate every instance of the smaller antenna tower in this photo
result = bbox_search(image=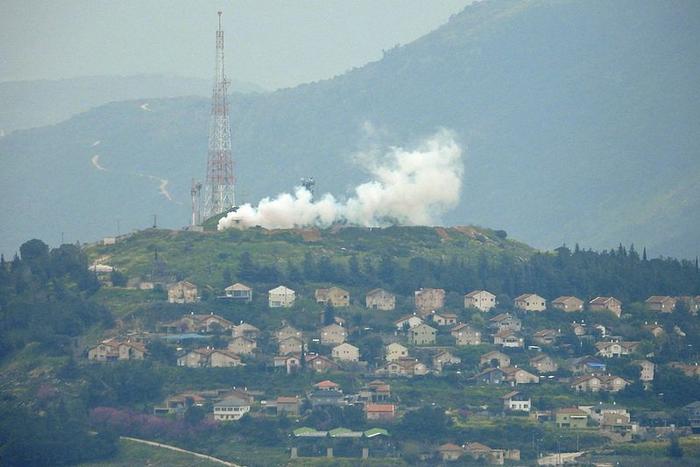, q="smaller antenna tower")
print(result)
[191,179,203,226]
[301,177,315,197]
